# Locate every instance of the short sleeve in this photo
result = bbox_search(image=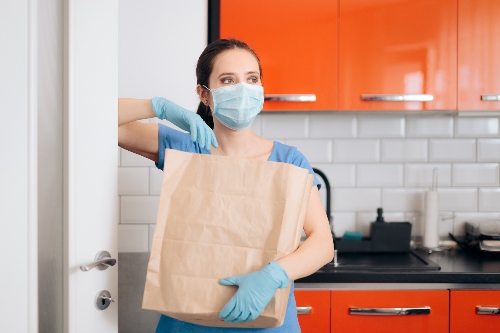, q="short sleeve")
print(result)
[289,148,321,190]
[156,124,208,170]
